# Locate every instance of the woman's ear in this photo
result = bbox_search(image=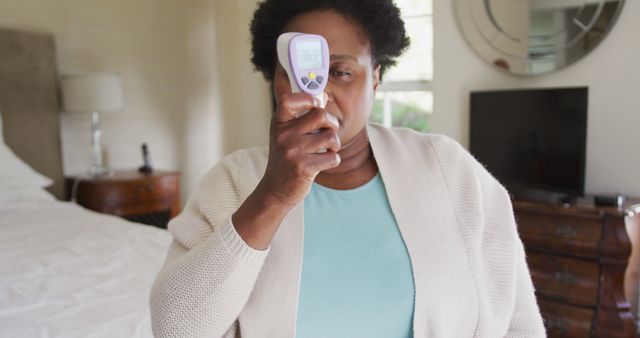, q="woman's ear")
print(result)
[373,64,381,91]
